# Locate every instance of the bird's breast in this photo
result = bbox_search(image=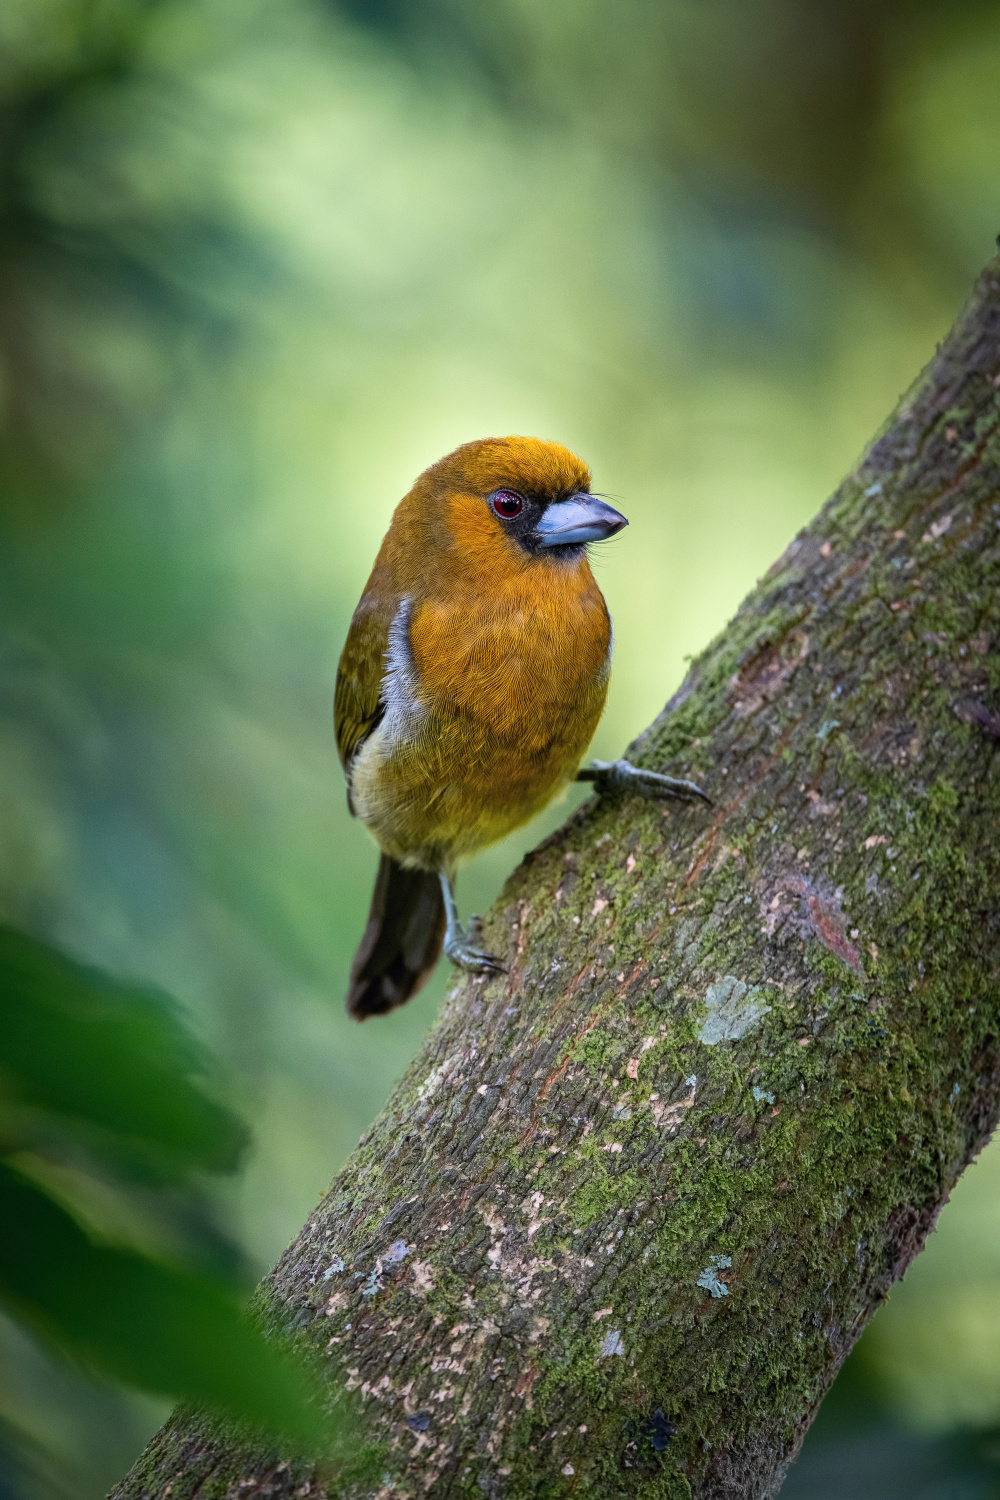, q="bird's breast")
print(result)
[409,562,611,744]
